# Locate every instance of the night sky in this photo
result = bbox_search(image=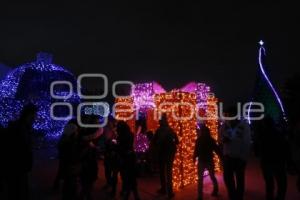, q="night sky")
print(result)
[0,2,295,105]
